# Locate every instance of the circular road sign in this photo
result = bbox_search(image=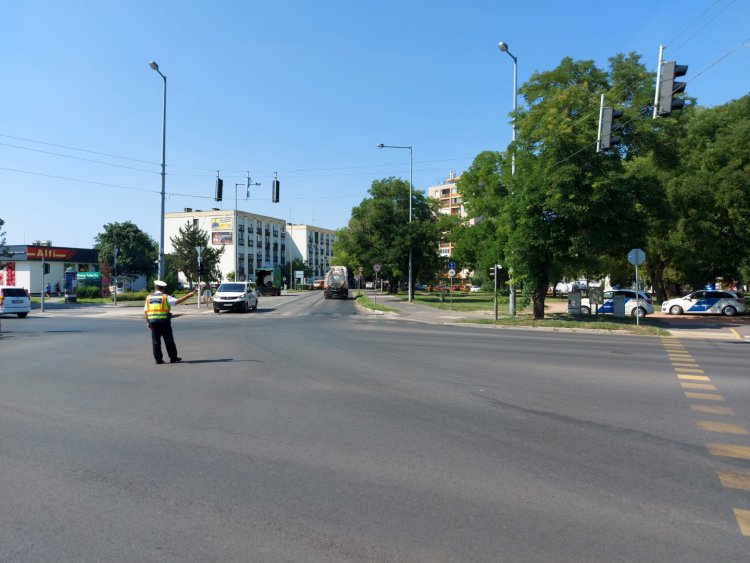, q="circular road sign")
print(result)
[447,268,456,277]
[373,263,382,273]
[627,248,646,266]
